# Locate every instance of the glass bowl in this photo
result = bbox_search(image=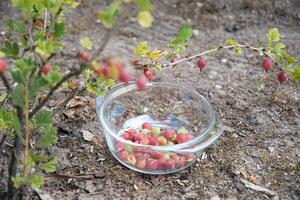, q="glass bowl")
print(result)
[96,82,223,174]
